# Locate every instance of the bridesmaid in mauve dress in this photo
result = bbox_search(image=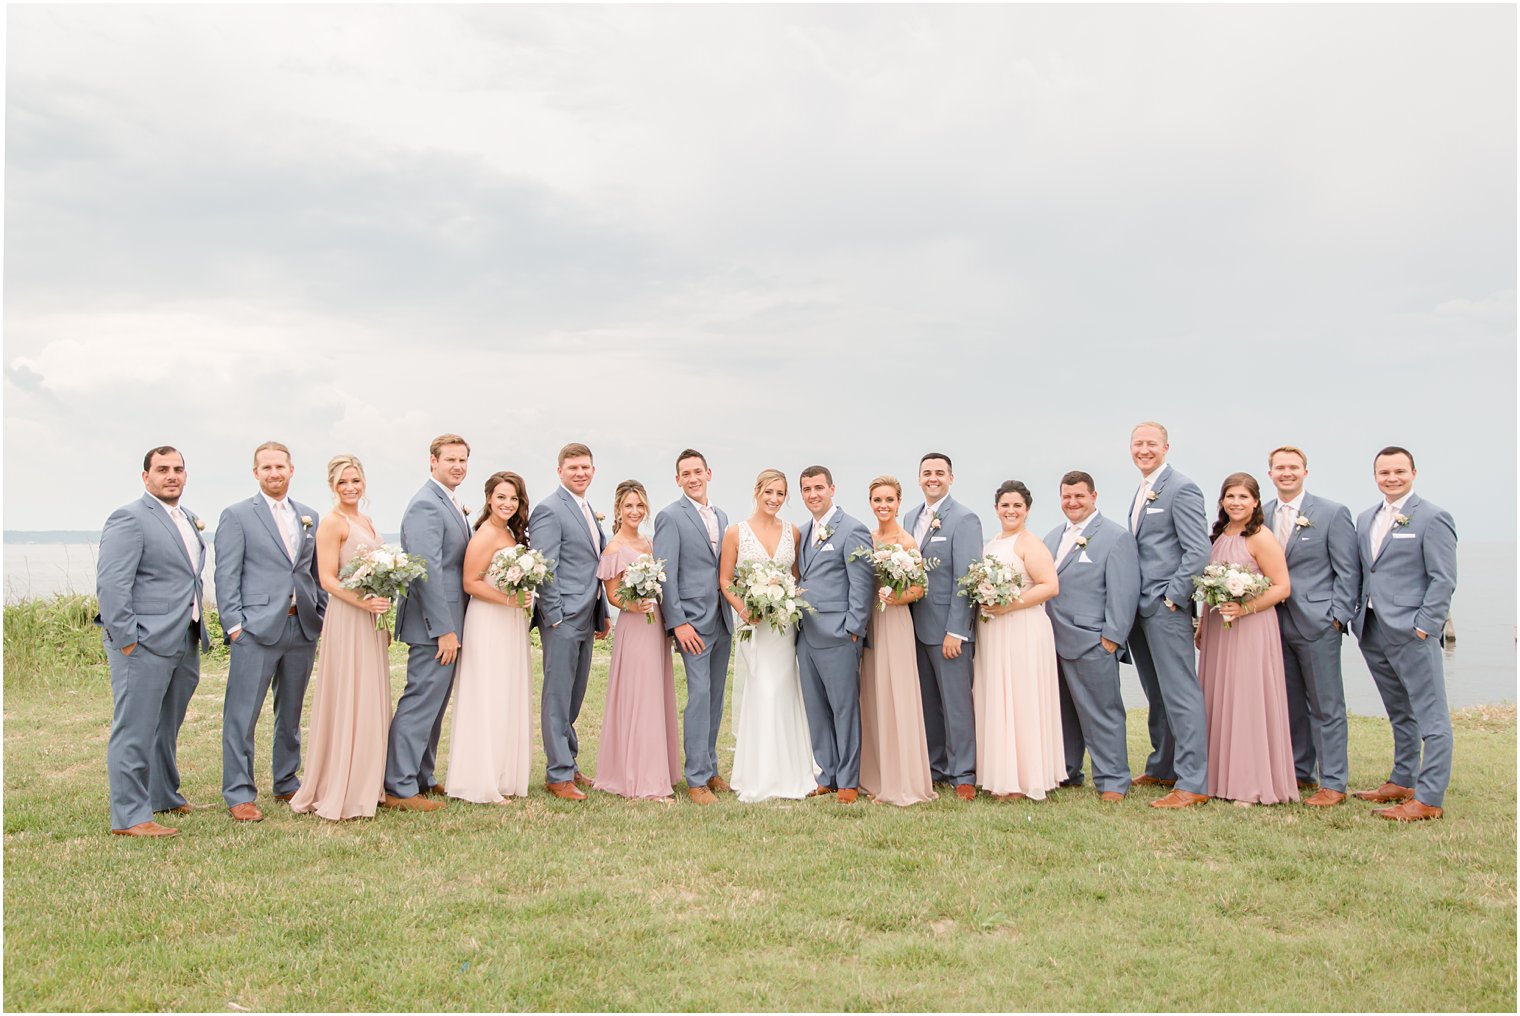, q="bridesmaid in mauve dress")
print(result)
[1196,472,1298,805]
[857,476,936,806]
[973,481,1065,801]
[592,480,680,802]
[445,471,535,804]
[291,456,394,821]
